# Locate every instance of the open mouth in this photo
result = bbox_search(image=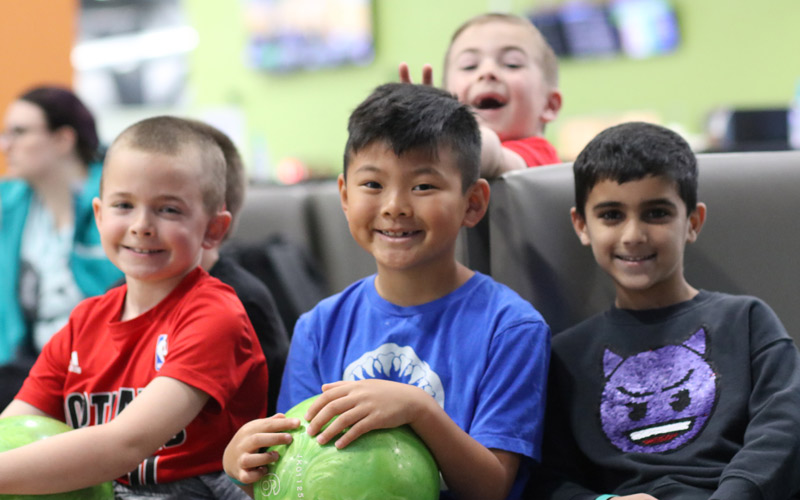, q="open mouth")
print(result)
[627,418,694,446]
[472,93,507,110]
